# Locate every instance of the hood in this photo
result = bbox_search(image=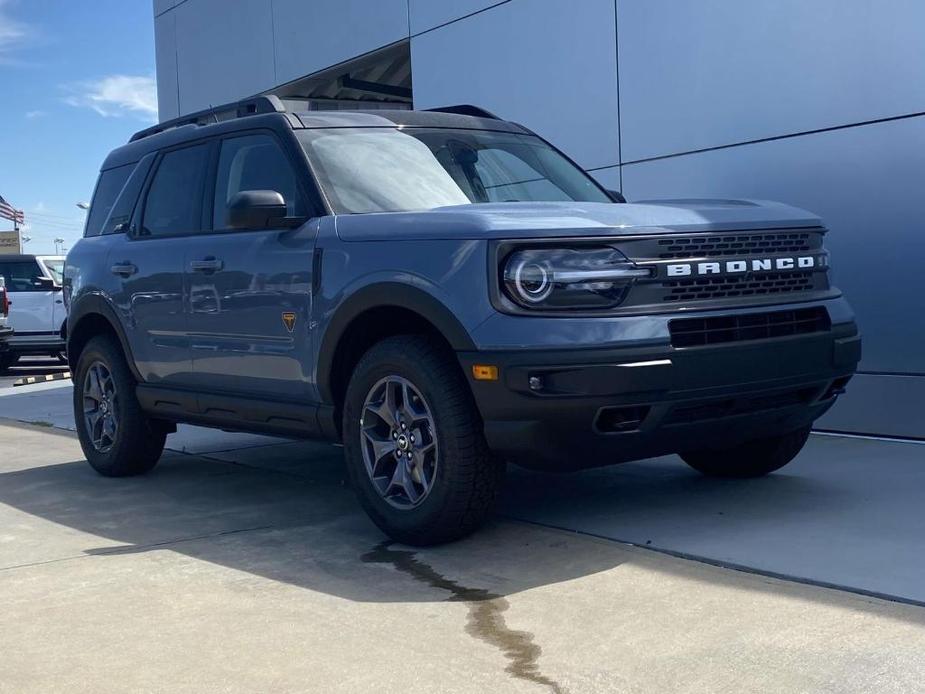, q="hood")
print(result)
[333,199,822,242]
